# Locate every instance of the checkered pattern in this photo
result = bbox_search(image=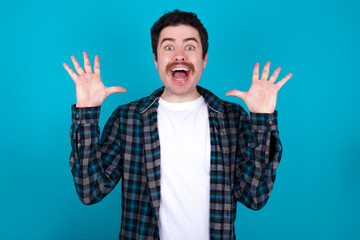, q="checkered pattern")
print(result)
[70,86,282,240]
